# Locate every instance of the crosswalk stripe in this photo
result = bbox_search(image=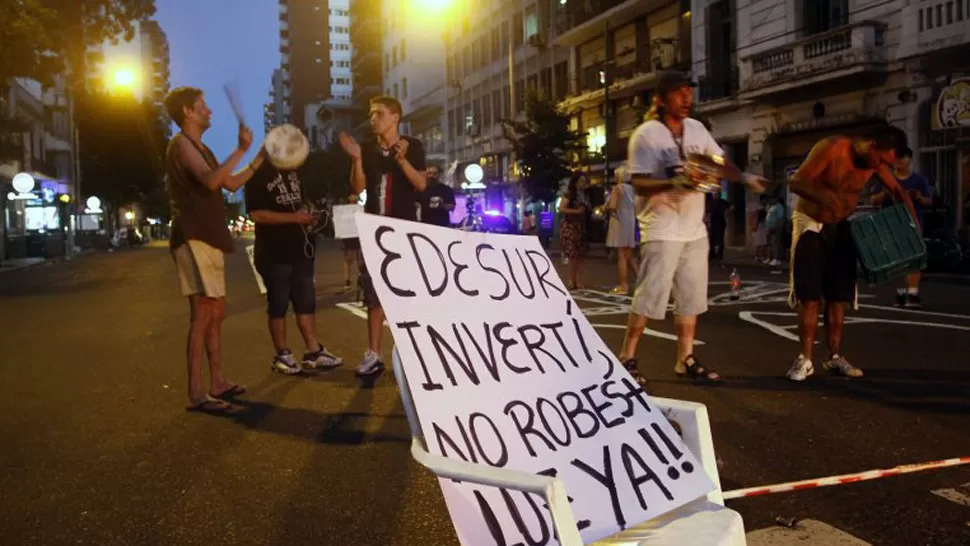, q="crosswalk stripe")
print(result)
[931,482,970,508]
[745,519,872,545]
